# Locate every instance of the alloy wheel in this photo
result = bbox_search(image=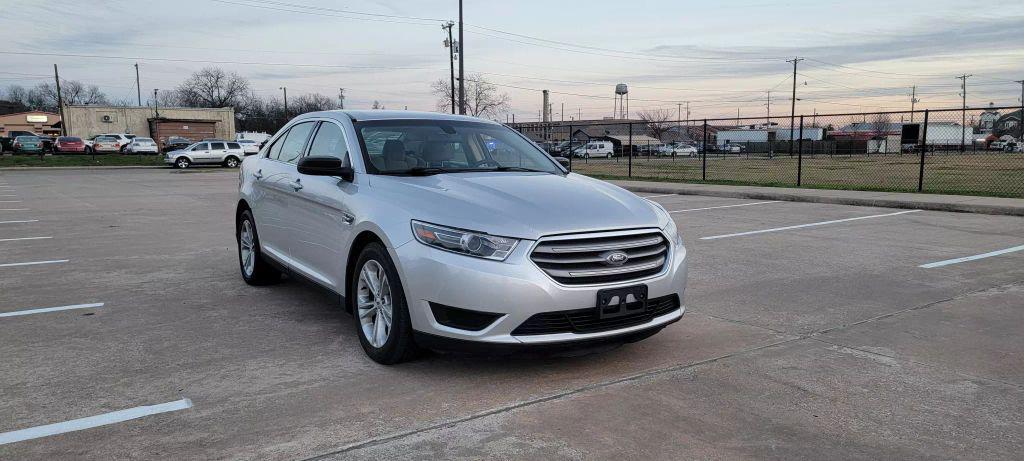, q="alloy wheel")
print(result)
[356,260,393,348]
[239,219,255,277]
